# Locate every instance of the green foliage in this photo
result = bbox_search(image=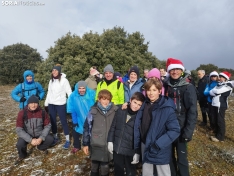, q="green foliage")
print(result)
[35,27,163,89]
[0,43,43,84]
